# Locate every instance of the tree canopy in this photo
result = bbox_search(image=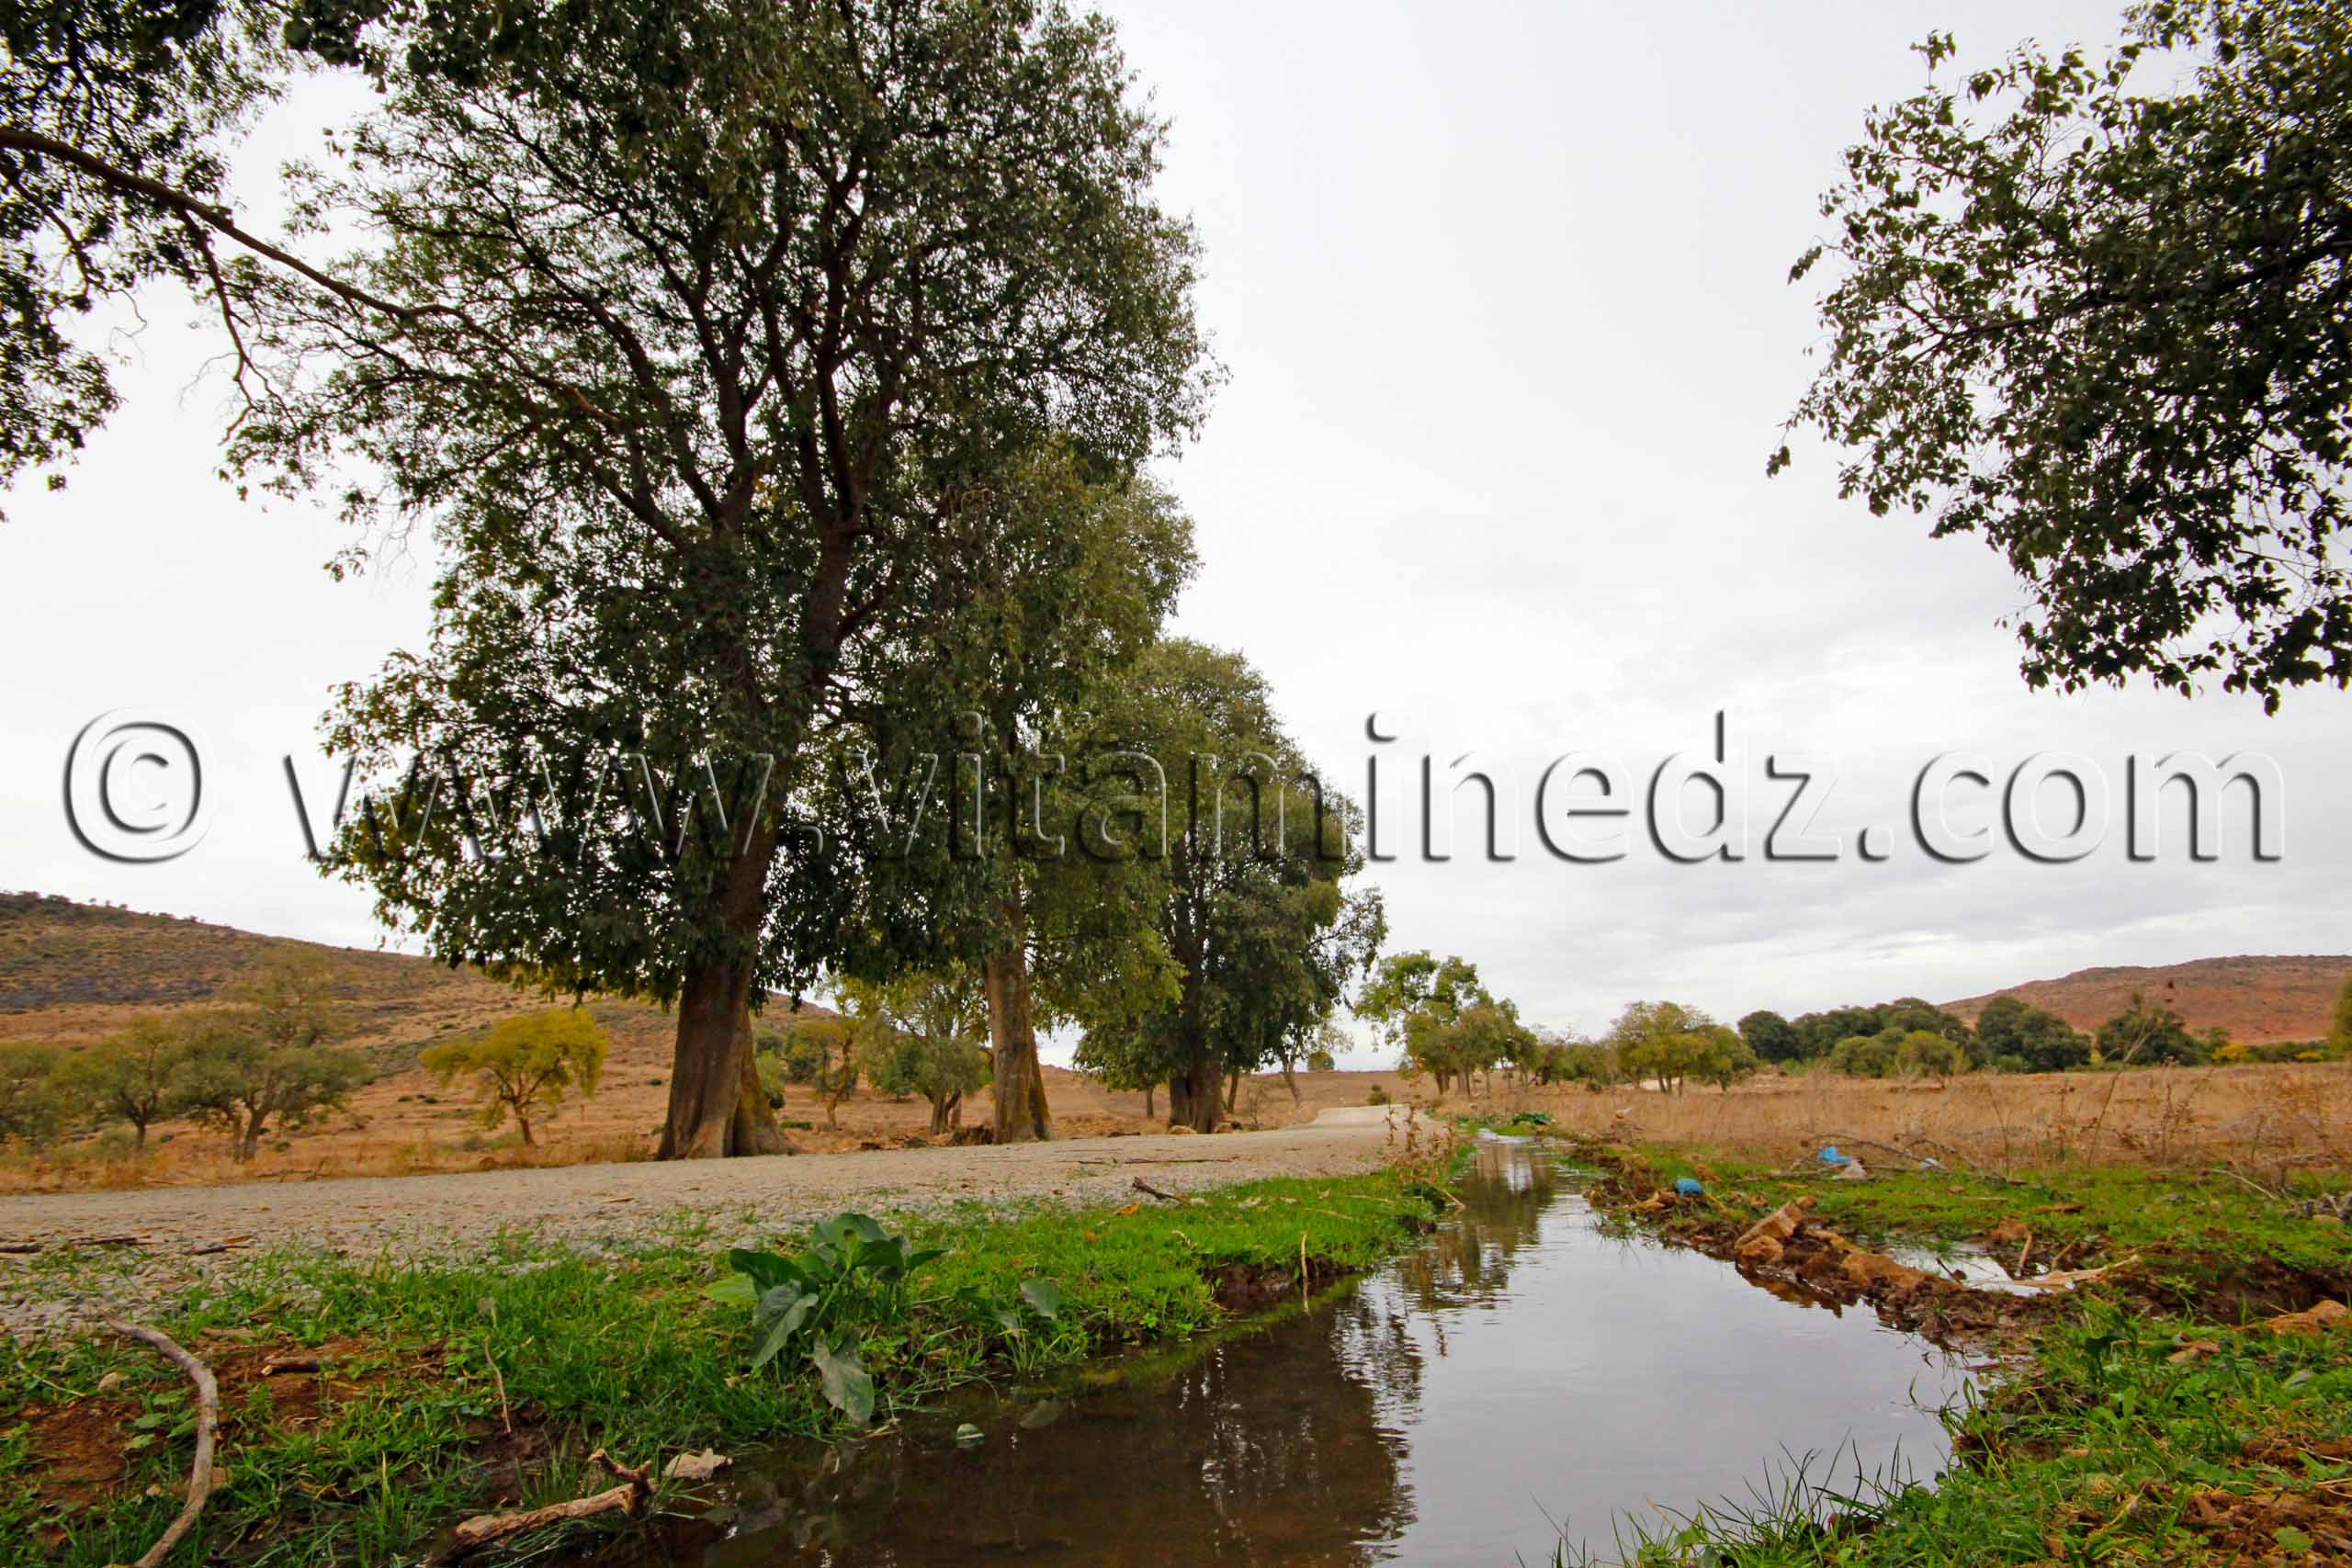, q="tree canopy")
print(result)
[244,0,1215,1157]
[1777,0,2352,708]
[1070,639,1383,1130]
